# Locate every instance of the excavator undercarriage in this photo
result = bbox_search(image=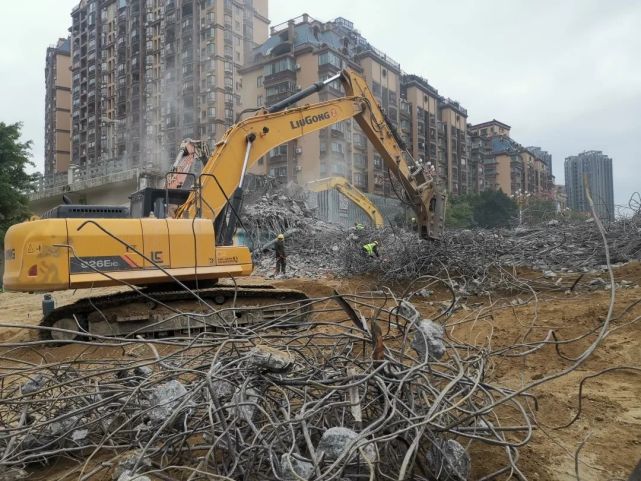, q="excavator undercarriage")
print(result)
[41,285,312,341]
